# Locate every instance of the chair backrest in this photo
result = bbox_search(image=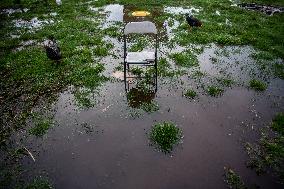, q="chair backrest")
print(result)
[124,21,157,35]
